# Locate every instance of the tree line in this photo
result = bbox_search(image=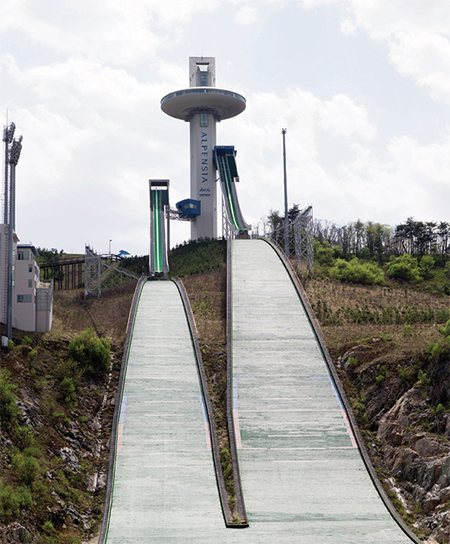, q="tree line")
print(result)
[265,209,450,262]
[313,217,450,261]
